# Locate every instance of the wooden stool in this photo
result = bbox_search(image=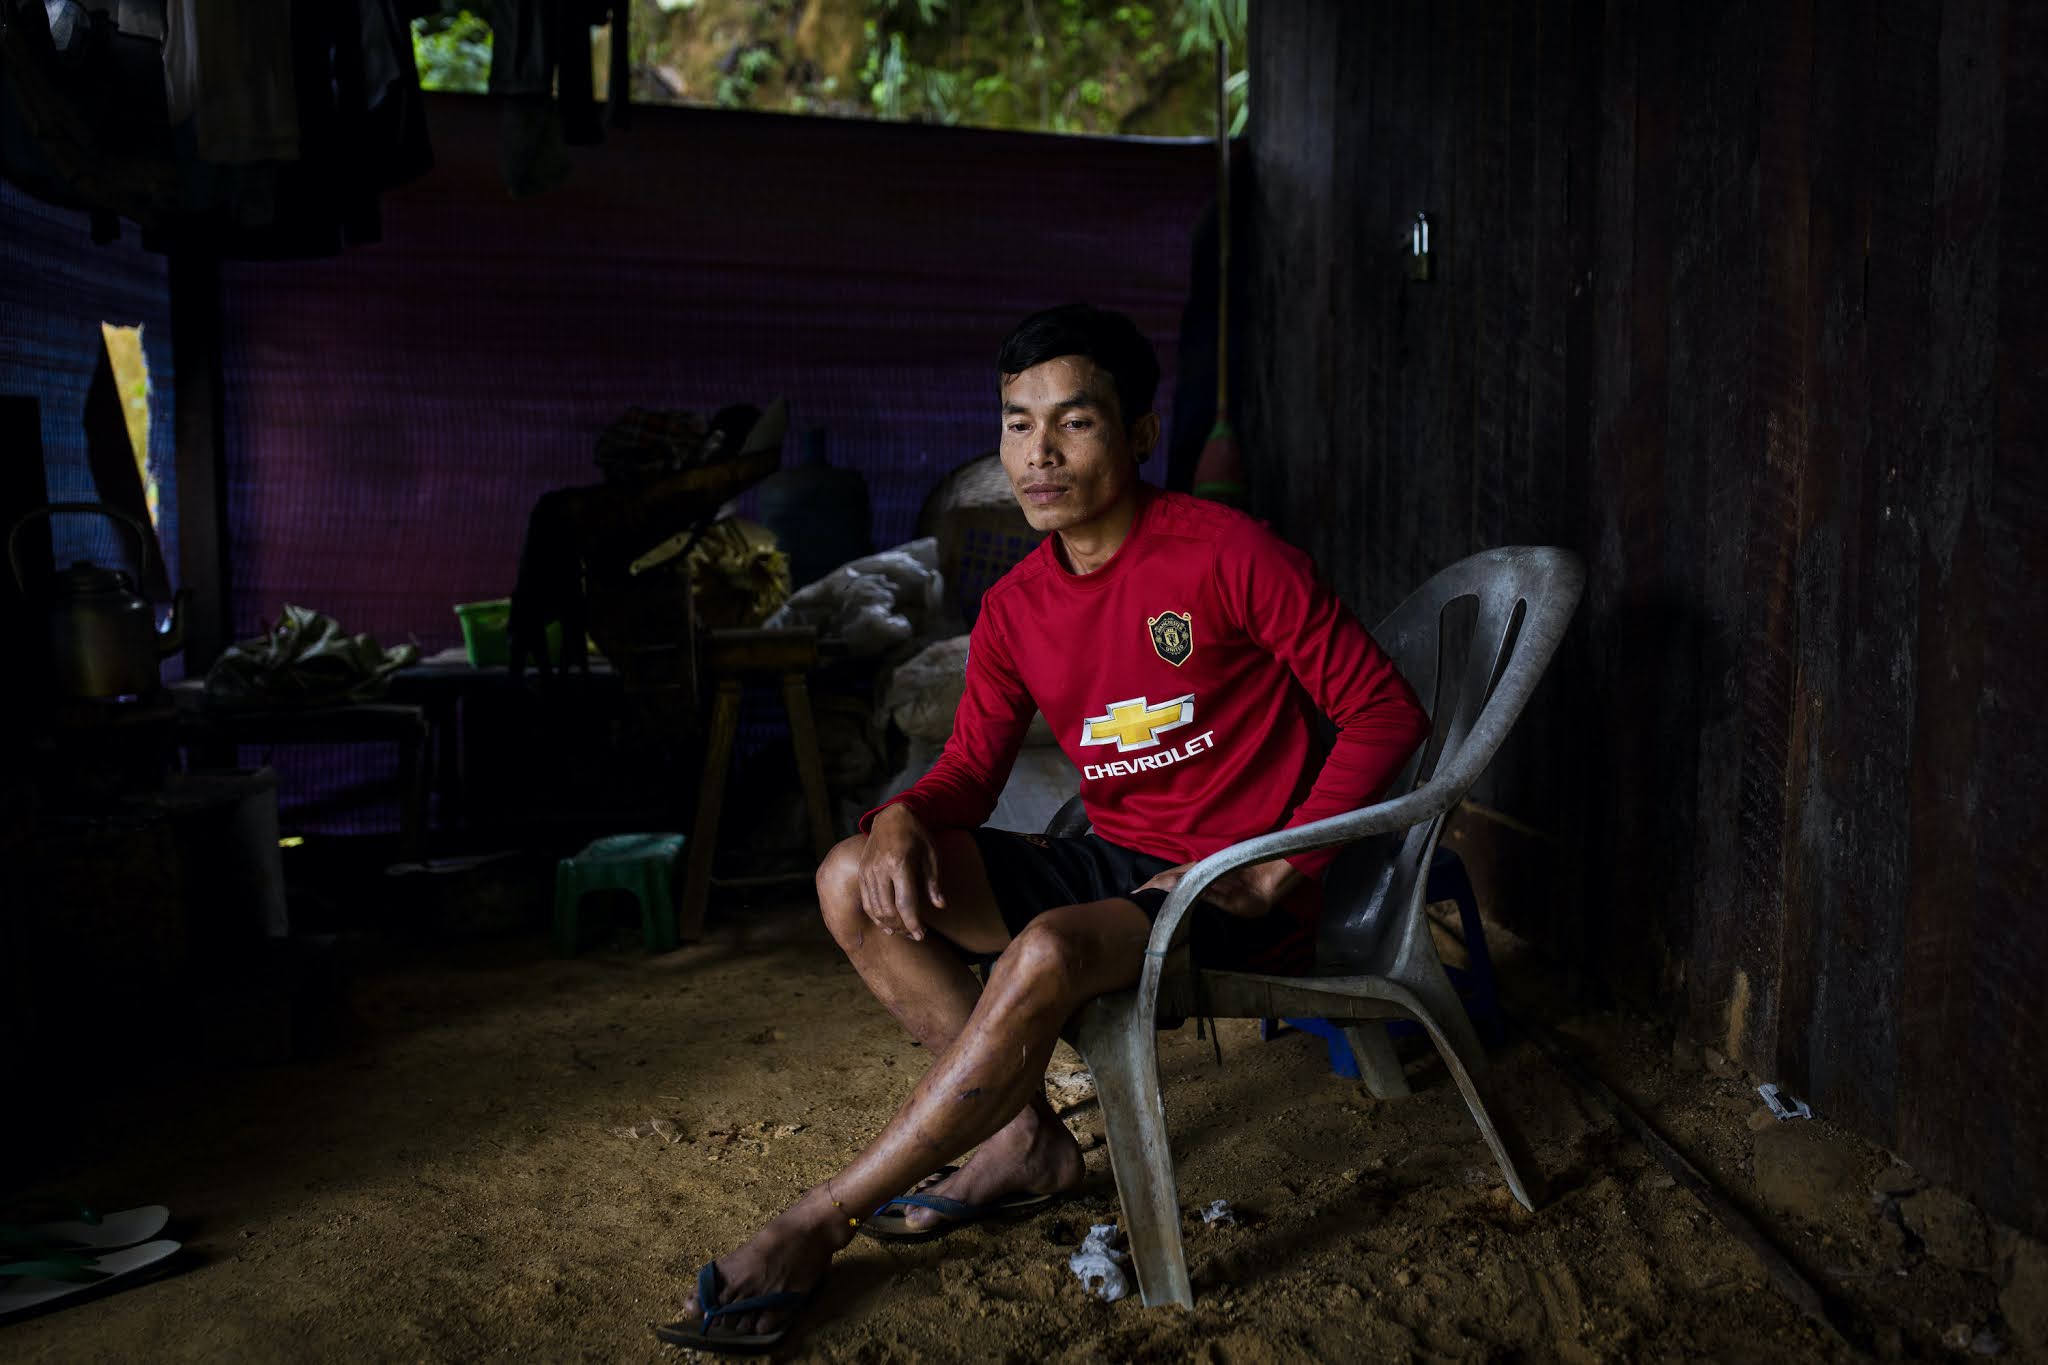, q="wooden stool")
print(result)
[677,628,834,940]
